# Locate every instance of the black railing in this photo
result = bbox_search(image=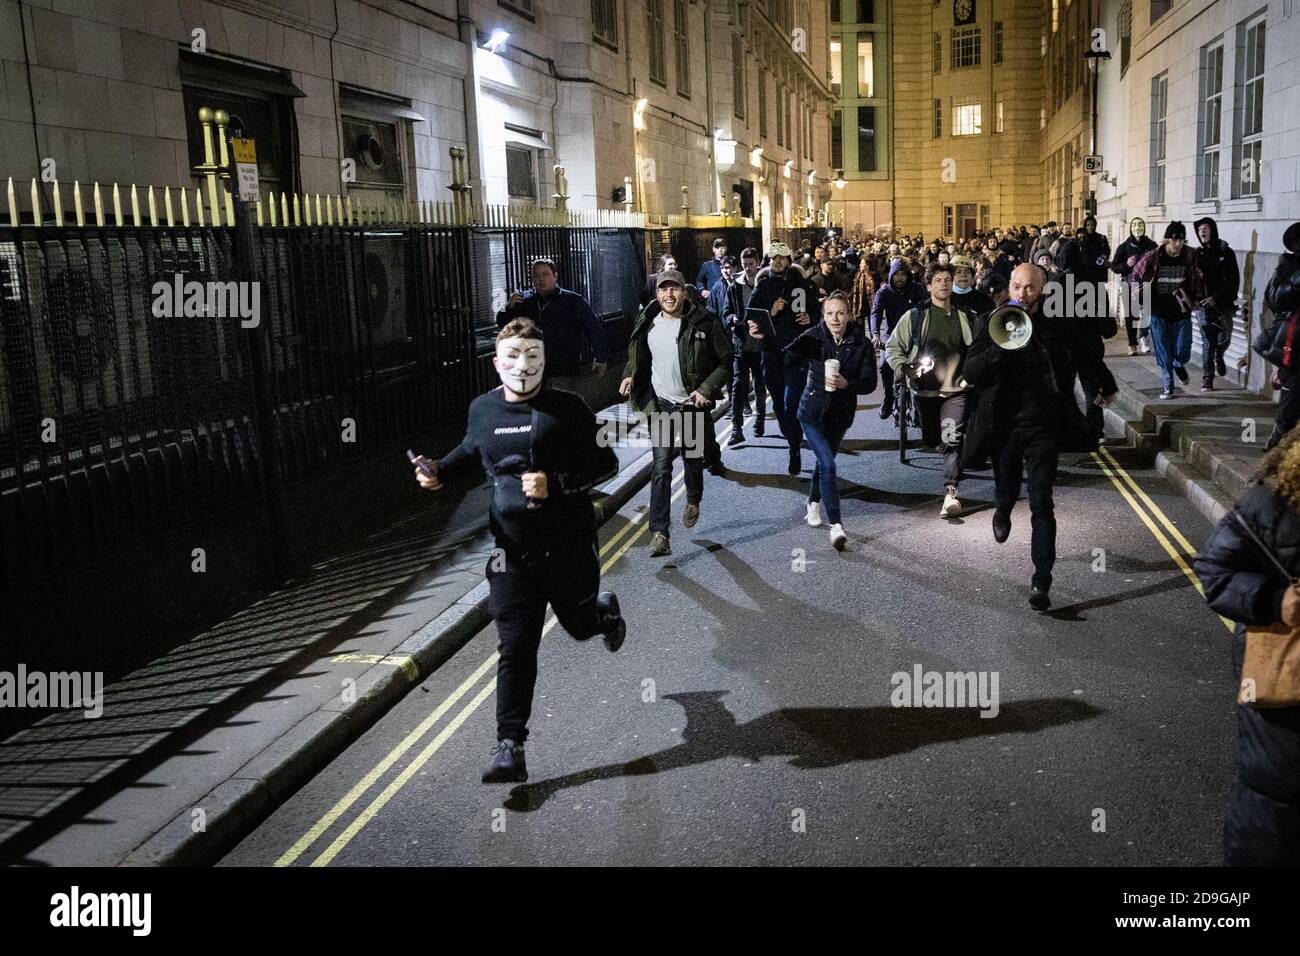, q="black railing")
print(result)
[0,217,657,668]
